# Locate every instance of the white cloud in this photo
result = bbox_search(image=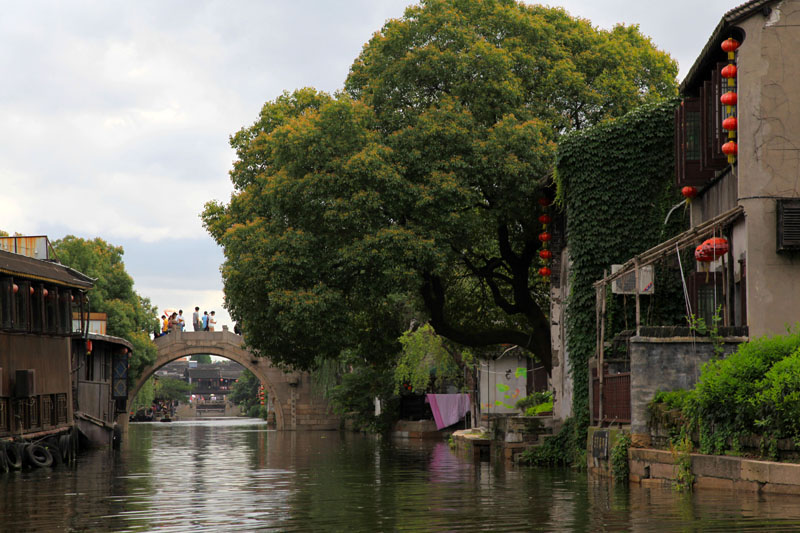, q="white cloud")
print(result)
[0,0,742,338]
